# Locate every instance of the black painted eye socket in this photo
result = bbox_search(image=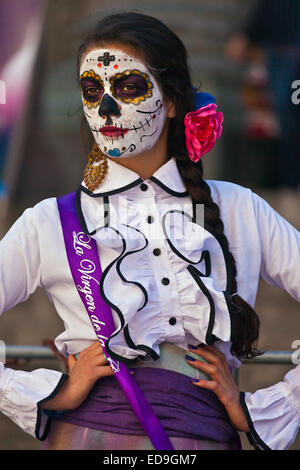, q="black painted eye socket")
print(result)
[81,79,104,103]
[113,74,149,100]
